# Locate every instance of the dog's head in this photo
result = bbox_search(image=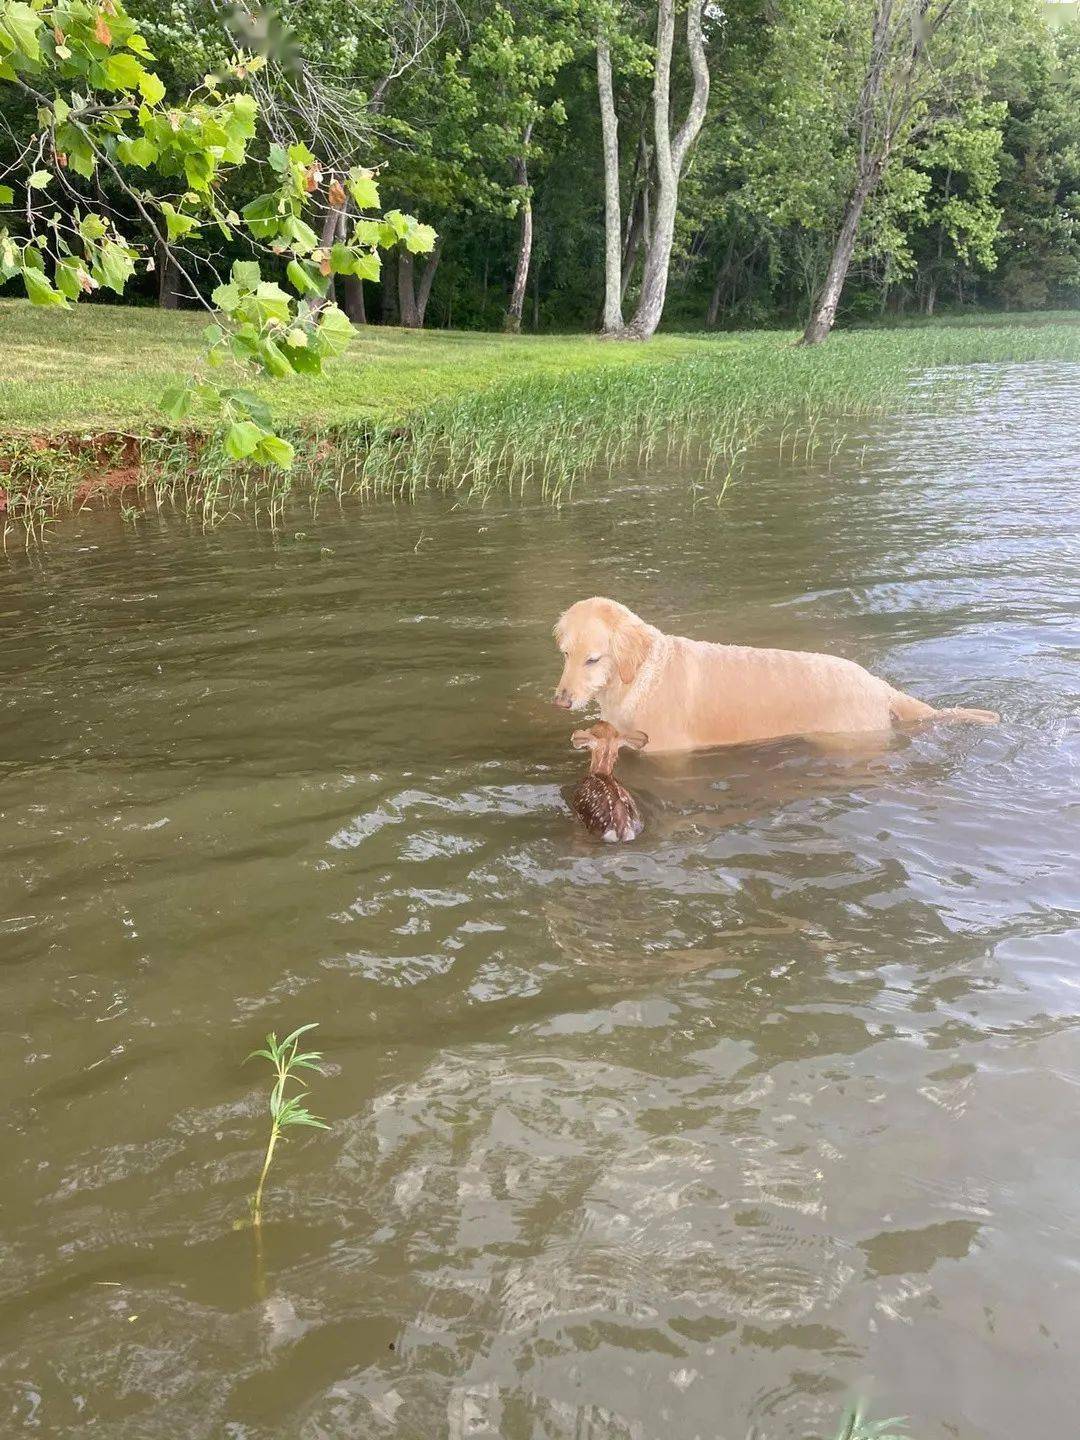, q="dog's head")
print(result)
[553,597,653,710]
